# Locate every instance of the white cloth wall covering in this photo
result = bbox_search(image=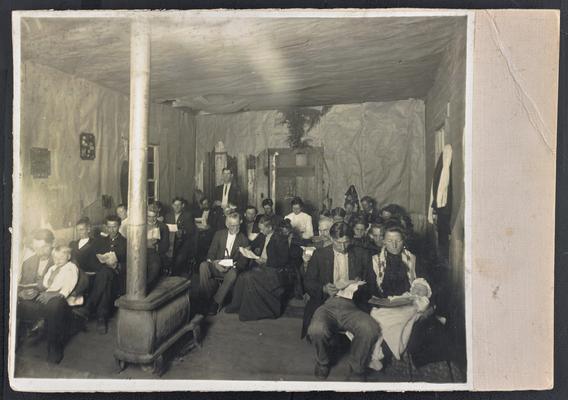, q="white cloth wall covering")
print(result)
[196,99,425,213]
[19,61,195,242]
